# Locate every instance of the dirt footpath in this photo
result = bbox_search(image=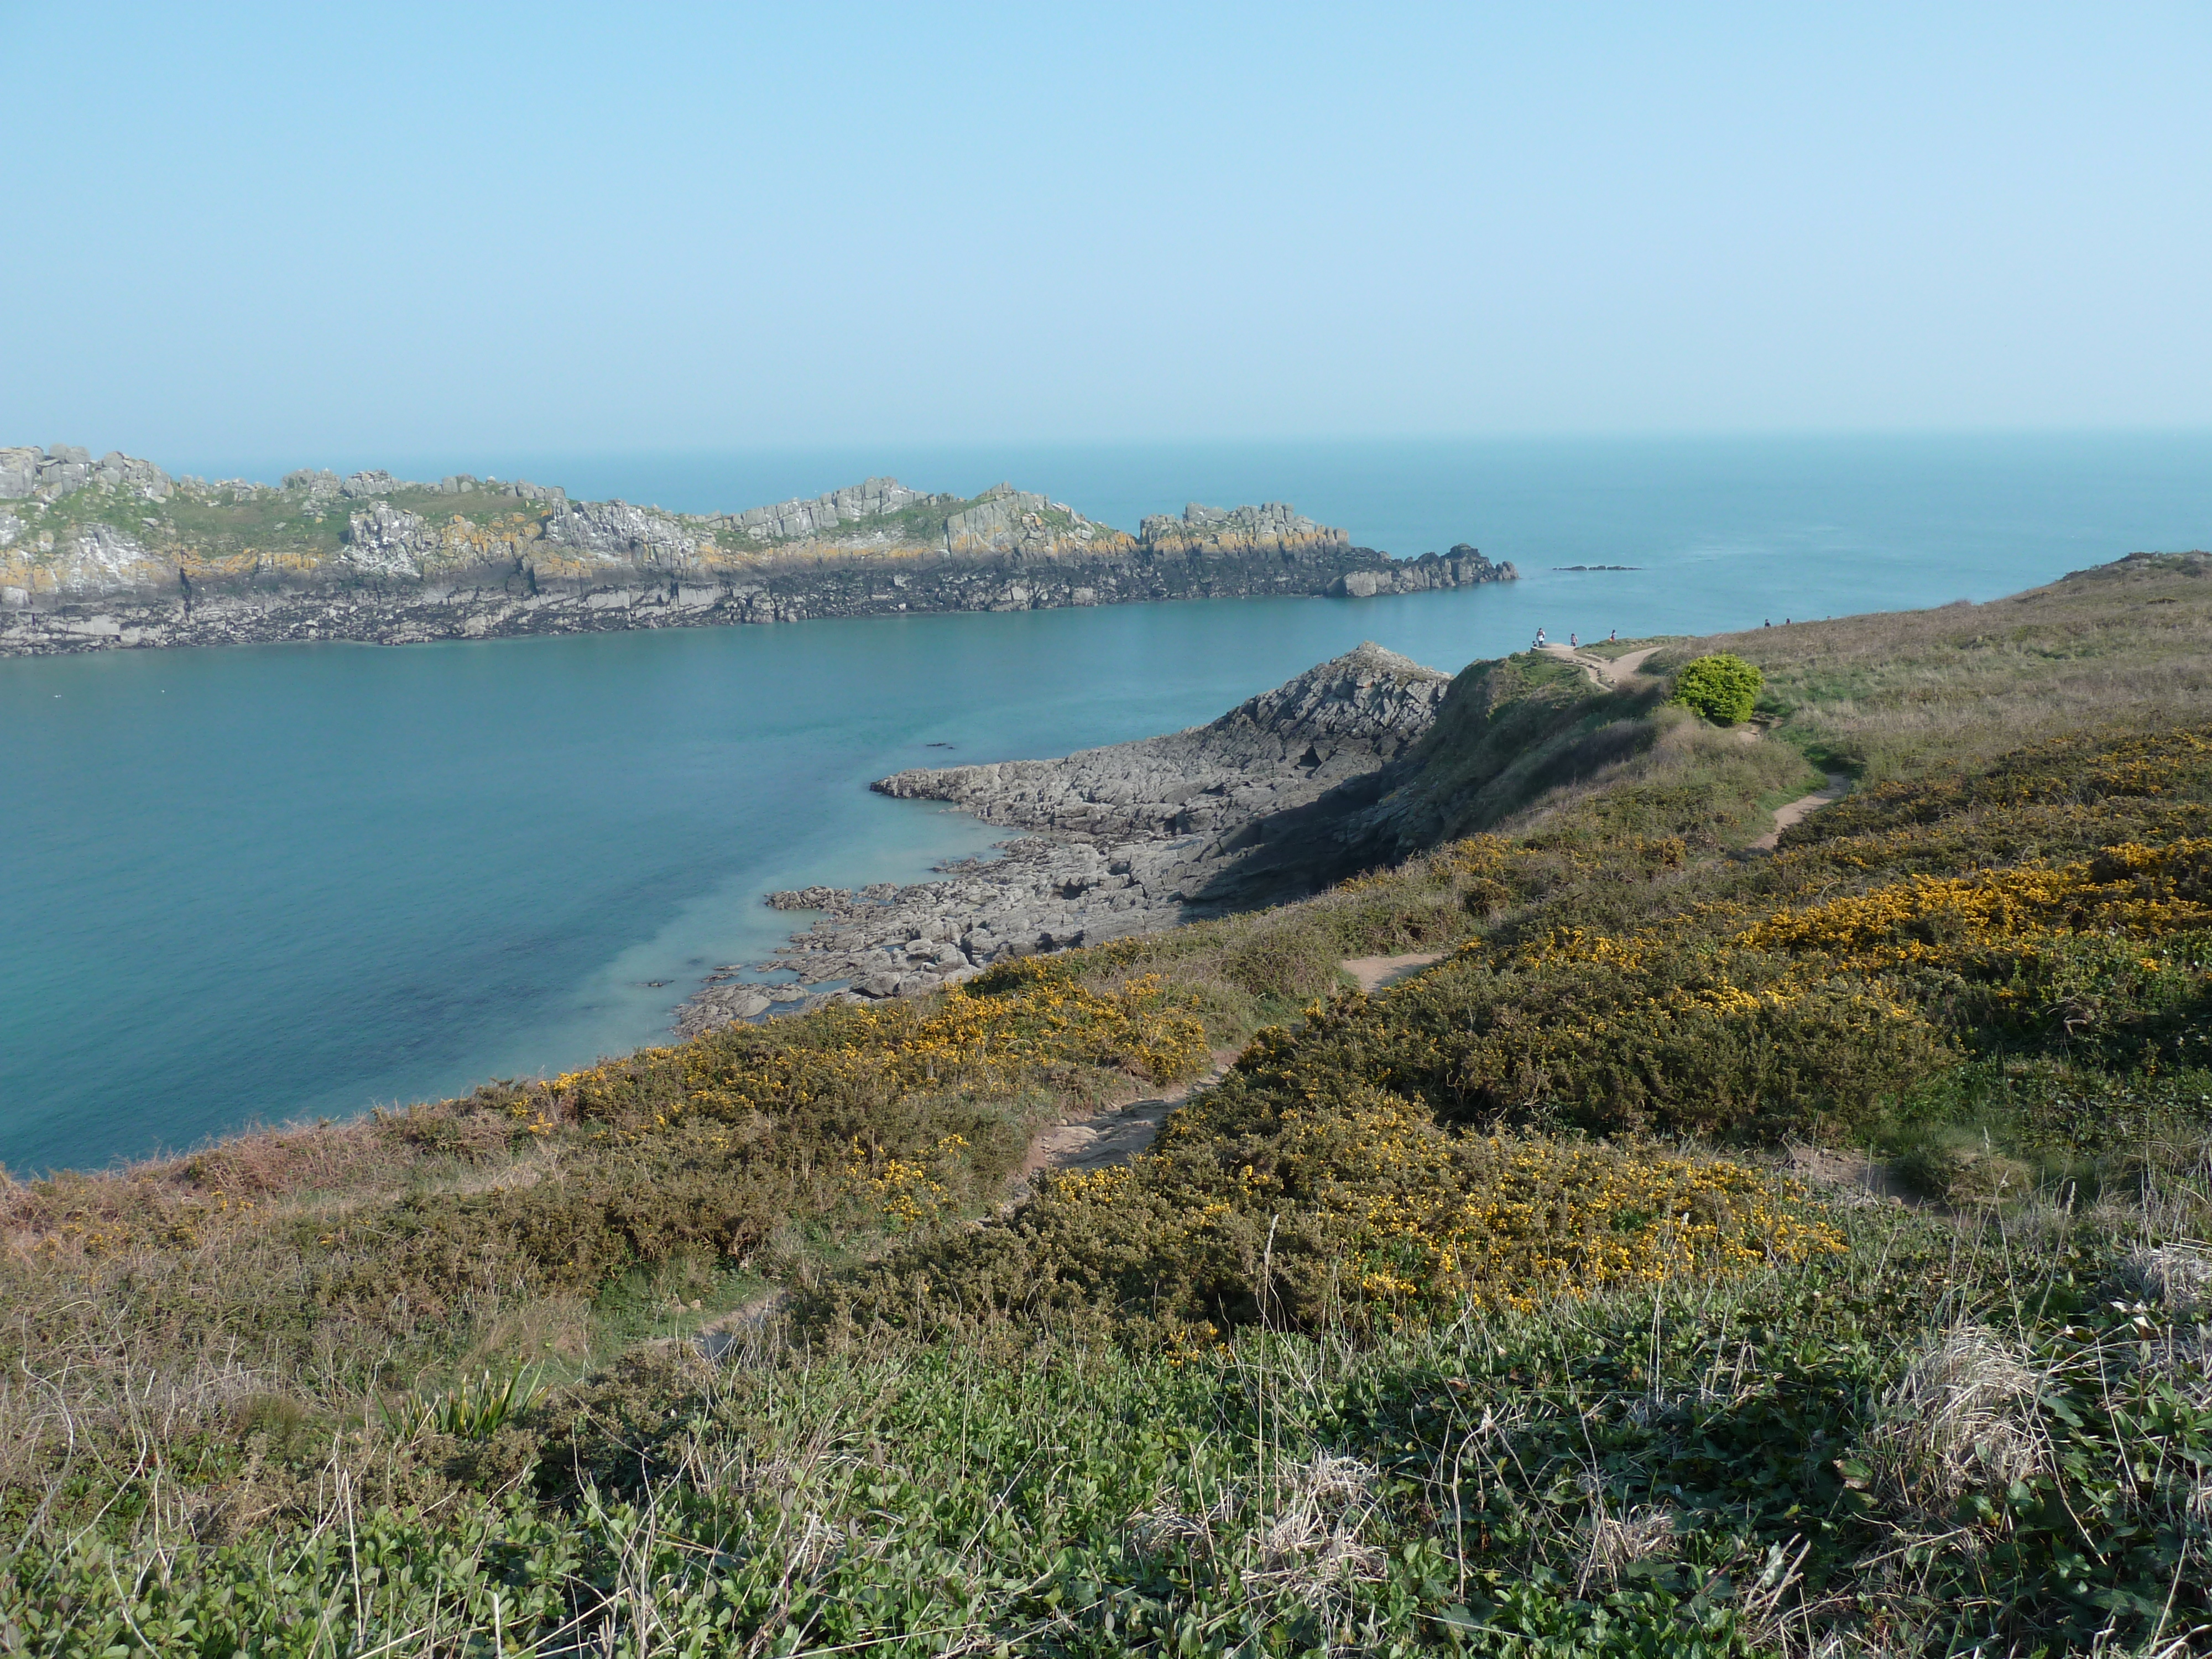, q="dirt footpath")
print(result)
[1022,1048,1243,1180]
[1751,774,1850,851]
